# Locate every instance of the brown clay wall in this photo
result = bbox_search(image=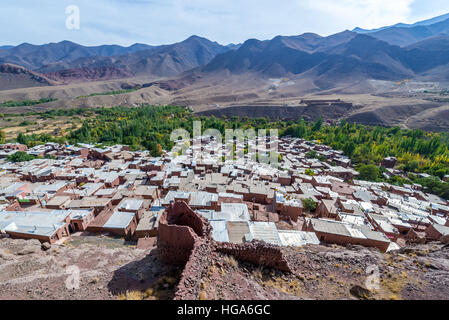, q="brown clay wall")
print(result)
[215,241,292,272]
[173,239,212,300]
